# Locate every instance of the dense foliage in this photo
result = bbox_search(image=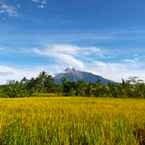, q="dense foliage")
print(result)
[0,71,145,98]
